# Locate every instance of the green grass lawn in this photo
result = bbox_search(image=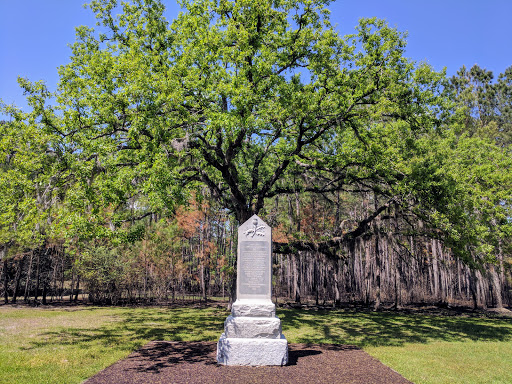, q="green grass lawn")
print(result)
[279,308,512,384]
[0,304,511,384]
